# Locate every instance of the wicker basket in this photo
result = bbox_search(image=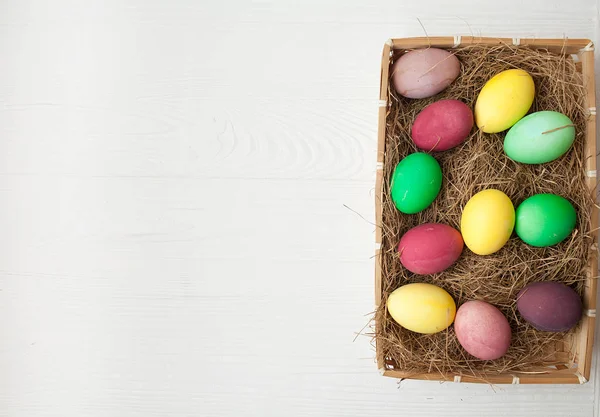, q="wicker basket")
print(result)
[375,37,598,384]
